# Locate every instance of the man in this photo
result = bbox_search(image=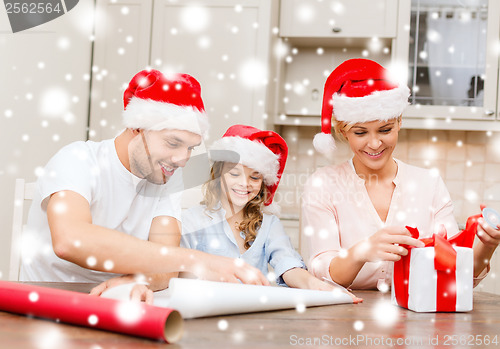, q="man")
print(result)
[20,69,268,289]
